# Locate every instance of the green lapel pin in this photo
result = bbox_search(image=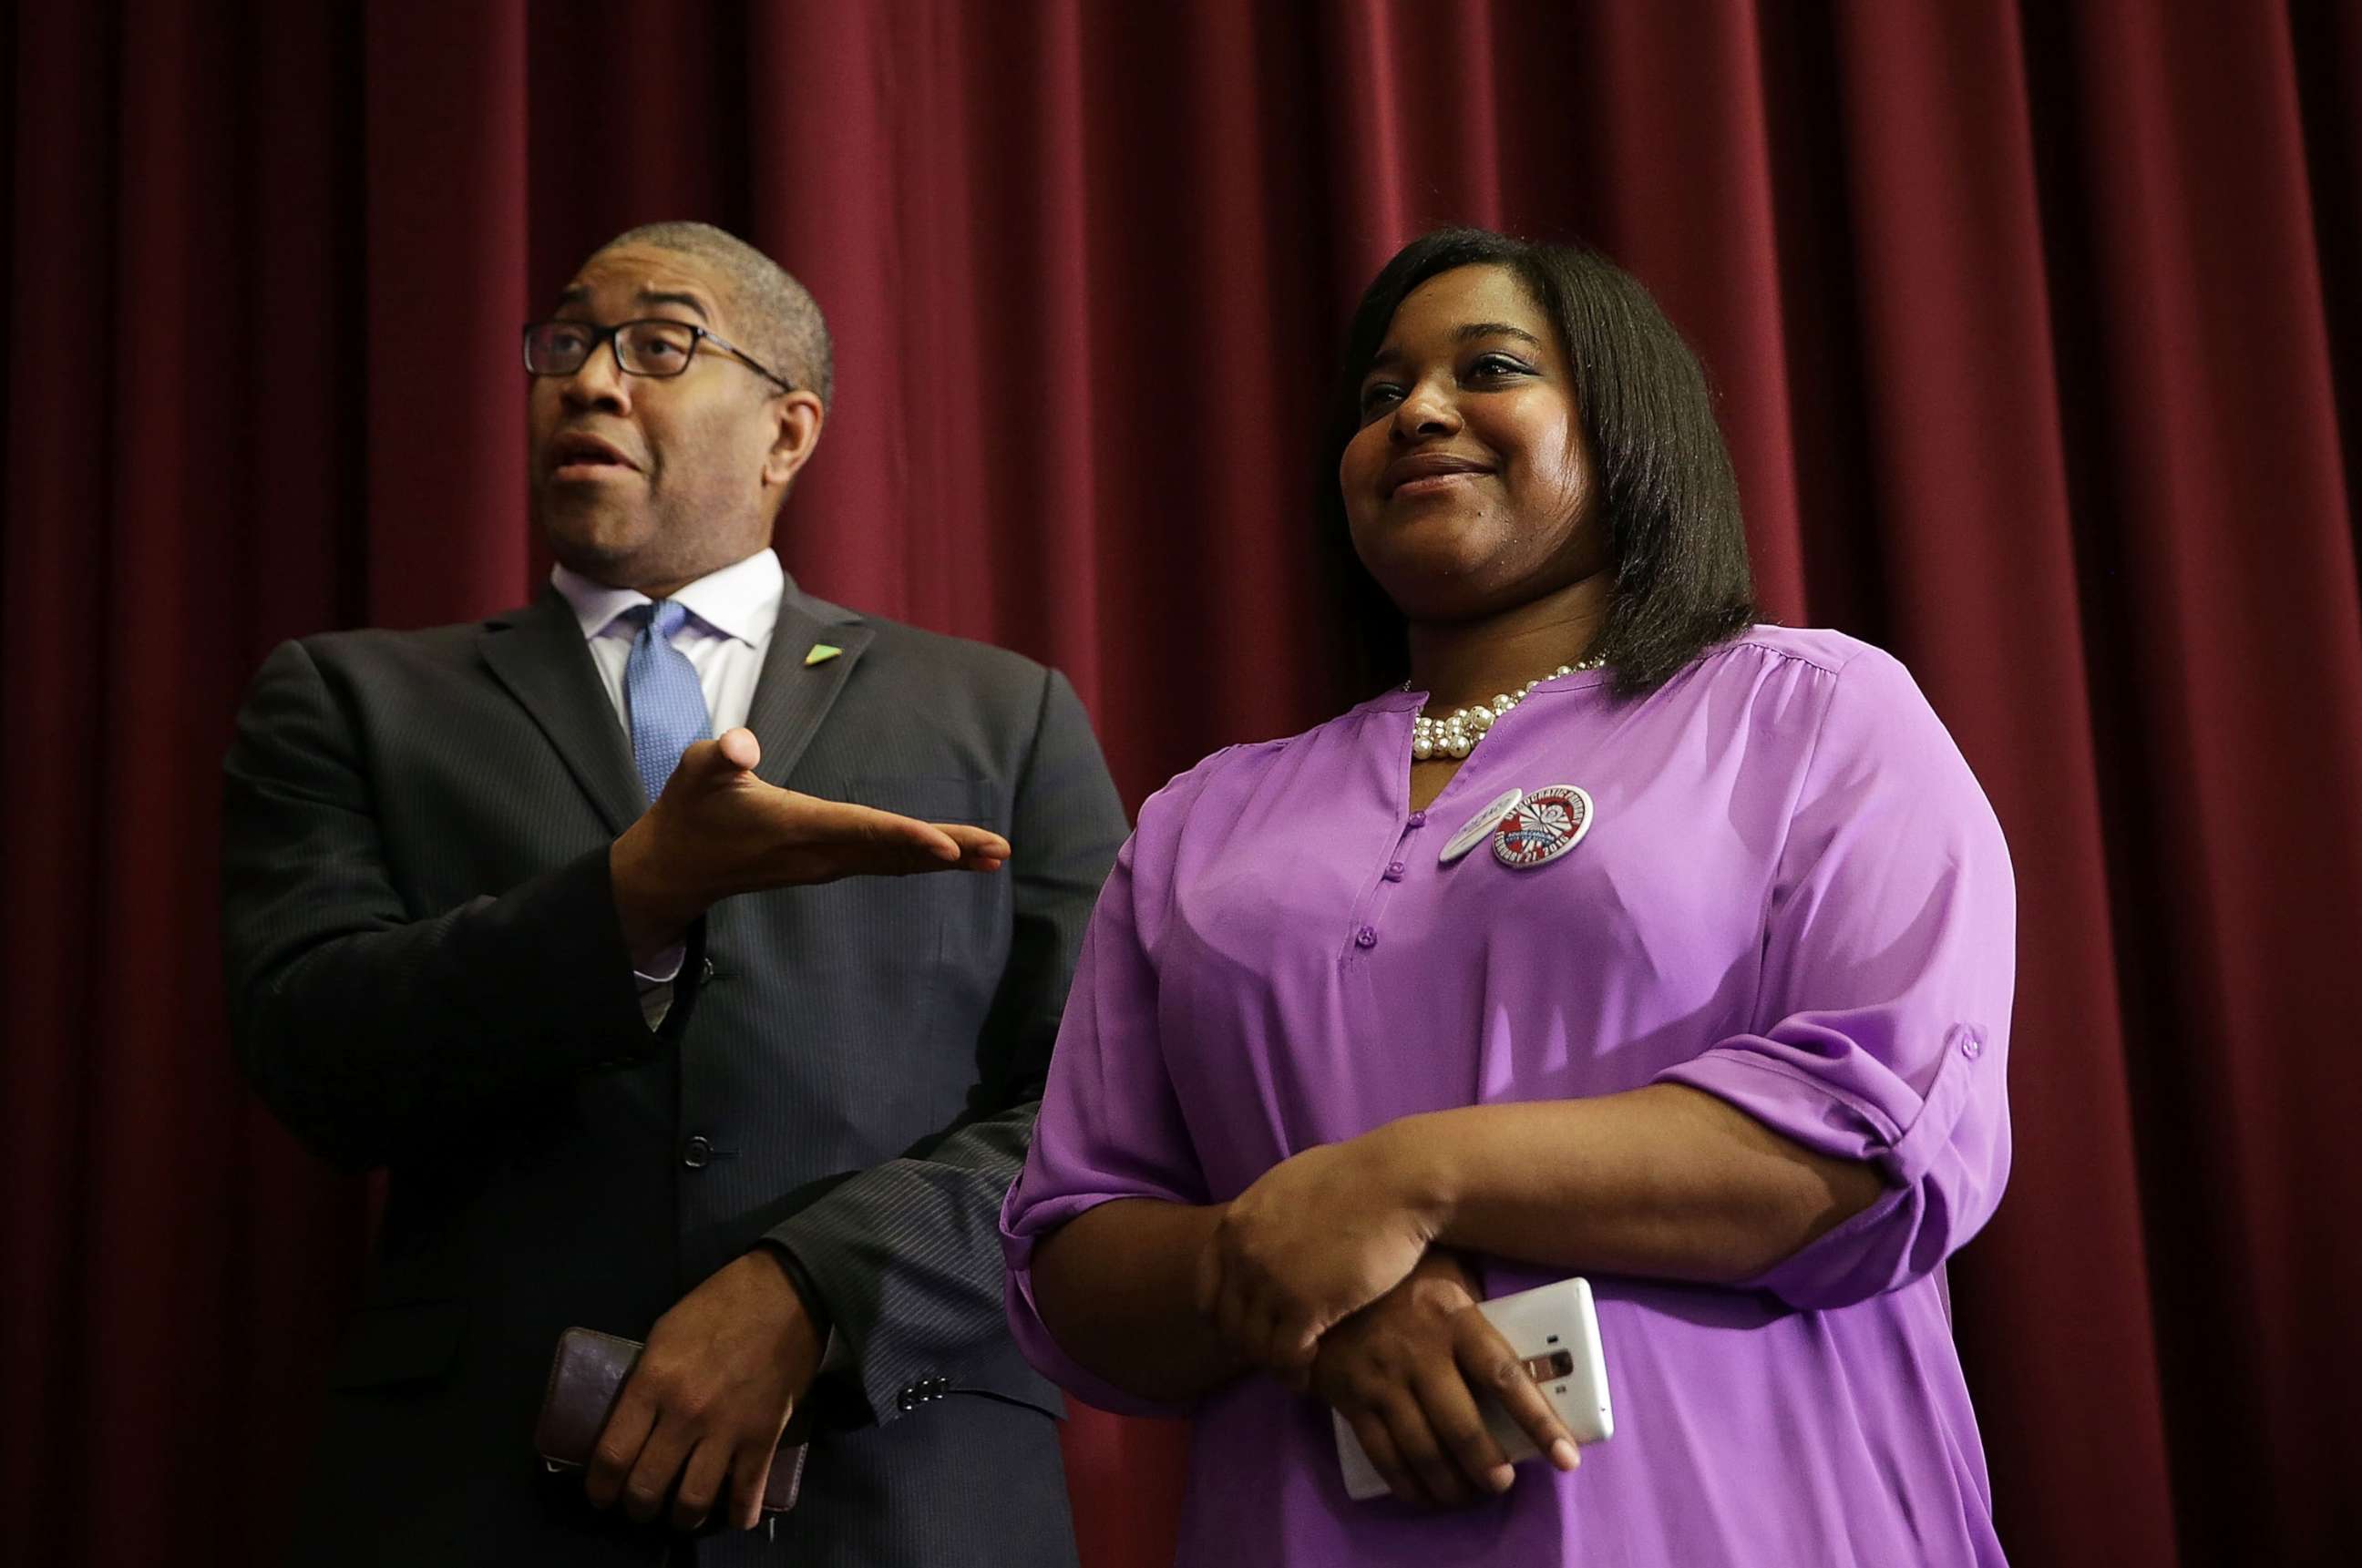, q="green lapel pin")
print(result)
[804,642,842,667]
